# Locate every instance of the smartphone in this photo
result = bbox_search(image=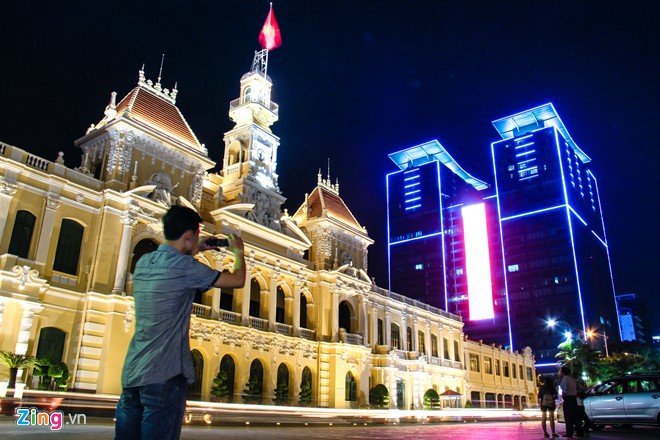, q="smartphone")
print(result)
[206,237,229,247]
